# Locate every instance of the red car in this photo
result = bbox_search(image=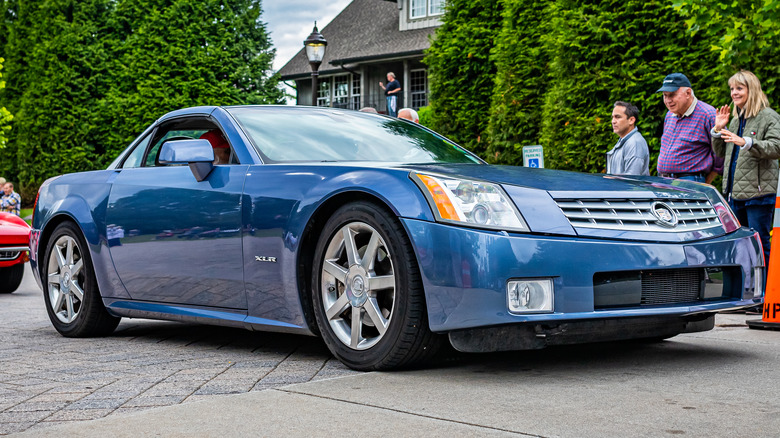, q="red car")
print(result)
[0,212,30,293]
